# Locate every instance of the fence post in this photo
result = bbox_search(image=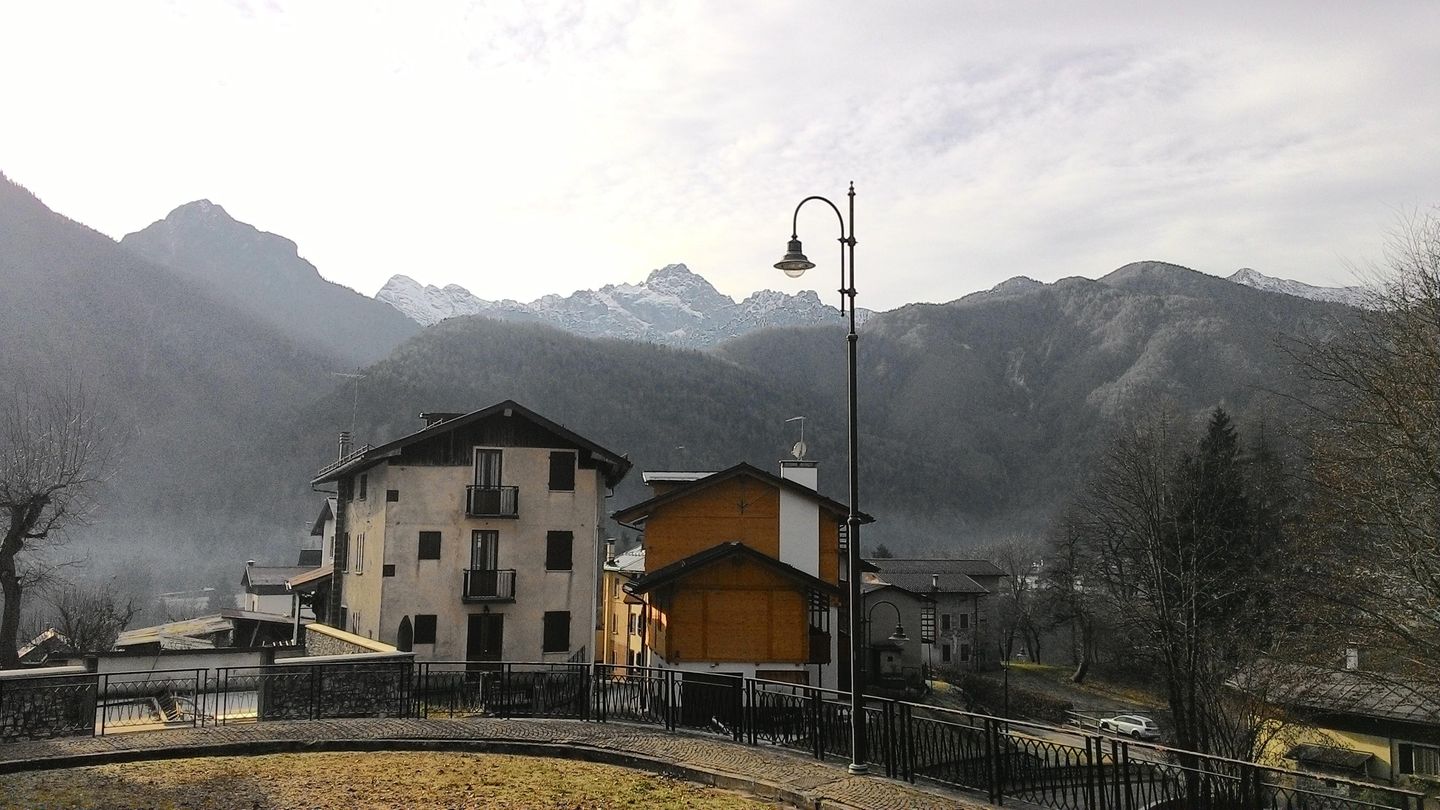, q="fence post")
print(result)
[1120,740,1134,810]
[882,701,896,777]
[666,669,677,732]
[96,673,107,737]
[193,669,203,728]
[984,716,1004,806]
[746,679,757,746]
[901,702,914,783]
[1093,734,1107,810]
[1082,735,1098,810]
